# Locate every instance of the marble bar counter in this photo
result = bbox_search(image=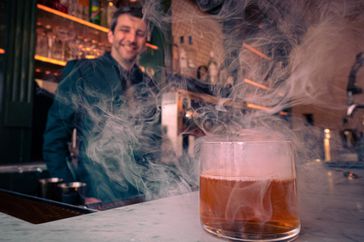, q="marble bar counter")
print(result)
[0,162,363,242]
